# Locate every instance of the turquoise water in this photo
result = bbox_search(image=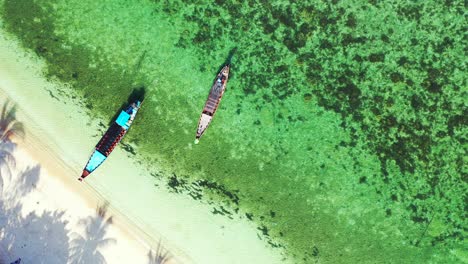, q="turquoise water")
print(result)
[1,0,467,263]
